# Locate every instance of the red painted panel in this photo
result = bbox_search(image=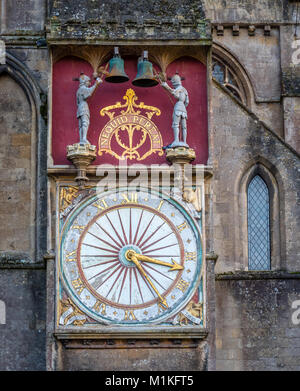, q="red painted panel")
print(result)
[52,55,208,165]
